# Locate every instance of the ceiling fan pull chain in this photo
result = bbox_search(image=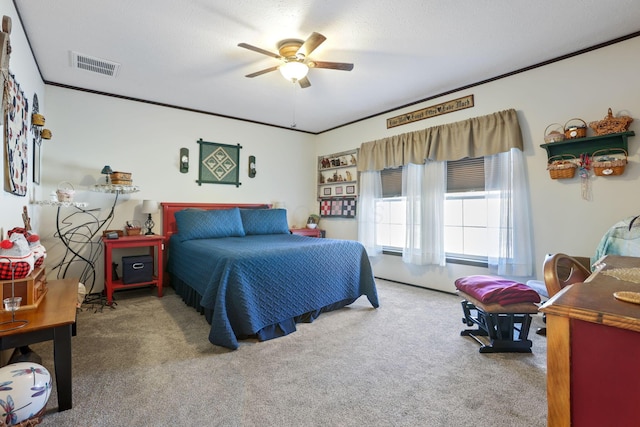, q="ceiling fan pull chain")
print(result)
[291,83,298,128]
